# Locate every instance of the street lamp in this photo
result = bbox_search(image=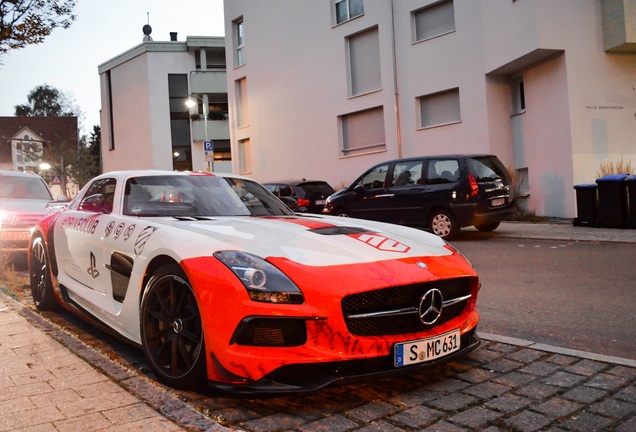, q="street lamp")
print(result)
[185,94,213,172]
